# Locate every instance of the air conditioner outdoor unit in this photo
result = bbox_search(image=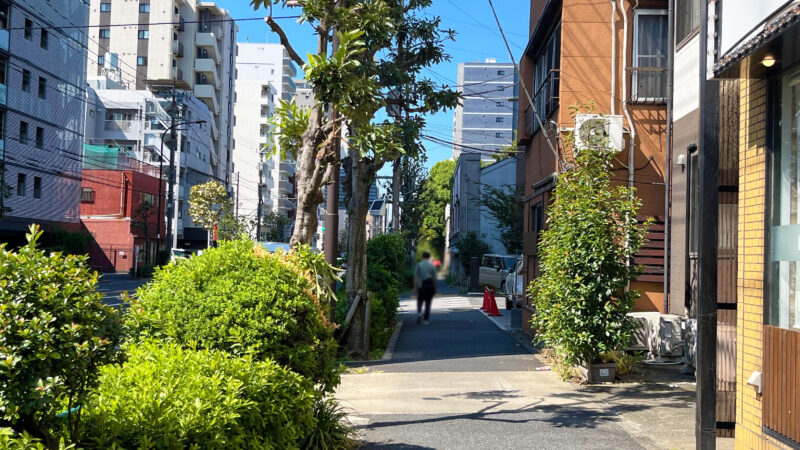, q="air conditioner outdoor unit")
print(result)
[574,114,624,152]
